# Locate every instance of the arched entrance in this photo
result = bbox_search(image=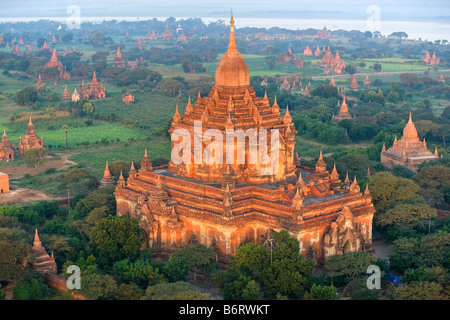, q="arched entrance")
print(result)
[343,240,352,254]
